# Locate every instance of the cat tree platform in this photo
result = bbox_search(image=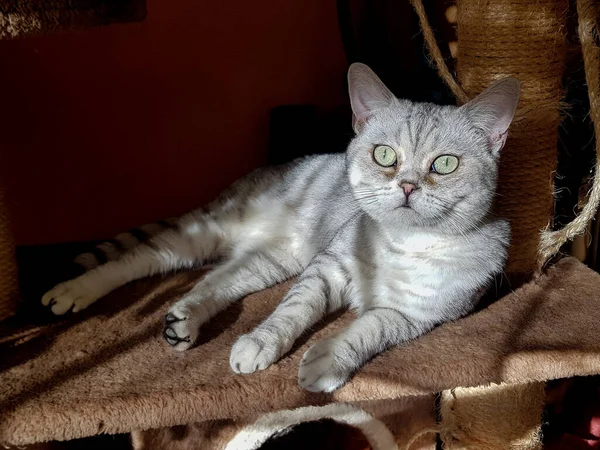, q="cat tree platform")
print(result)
[2,256,600,447]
